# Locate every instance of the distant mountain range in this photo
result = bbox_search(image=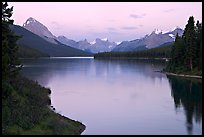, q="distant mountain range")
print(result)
[112,28,184,52]
[57,37,117,53]
[22,17,117,53]
[13,17,184,56]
